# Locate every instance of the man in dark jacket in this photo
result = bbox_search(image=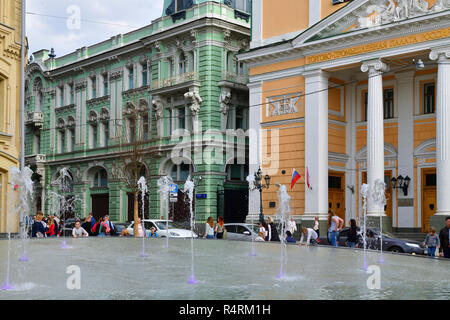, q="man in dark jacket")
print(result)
[439,217,450,258]
[31,212,49,237]
[267,216,280,242]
